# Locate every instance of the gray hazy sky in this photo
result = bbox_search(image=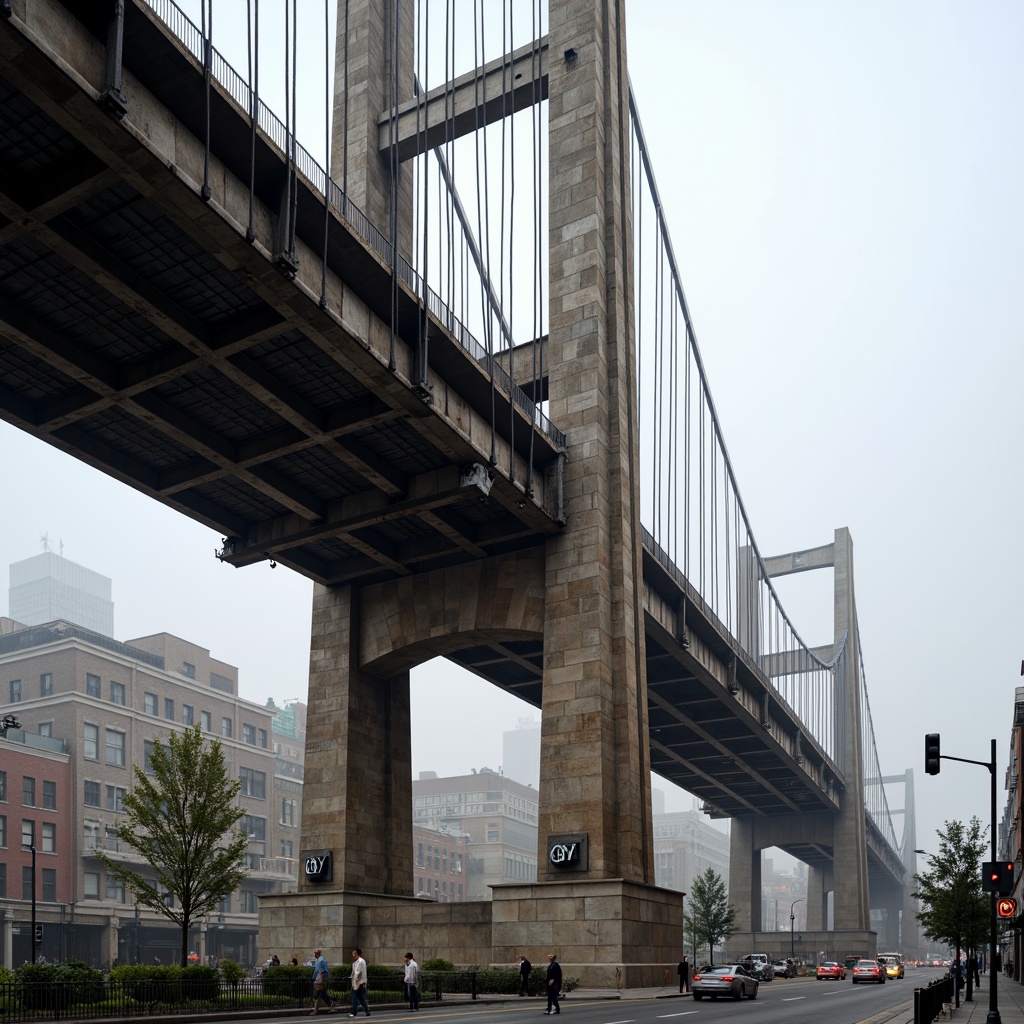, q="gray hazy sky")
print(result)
[3,1,1022,855]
